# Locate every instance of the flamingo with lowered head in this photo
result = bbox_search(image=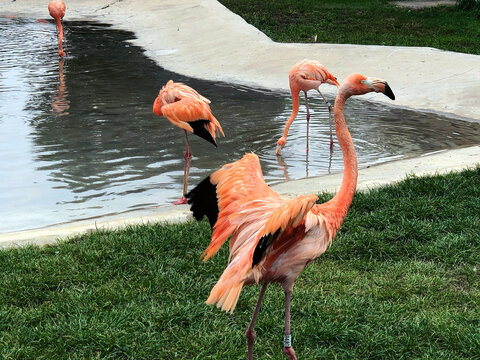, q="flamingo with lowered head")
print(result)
[48,0,66,57]
[187,73,395,359]
[276,59,340,155]
[153,80,224,205]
